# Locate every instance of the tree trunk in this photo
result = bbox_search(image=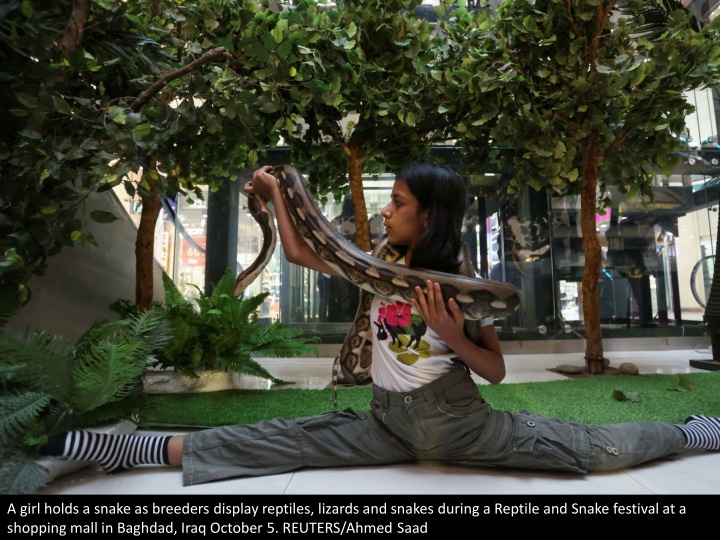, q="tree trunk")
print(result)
[580,132,606,374]
[135,181,162,309]
[347,137,371,252]
[60,0,90,58]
